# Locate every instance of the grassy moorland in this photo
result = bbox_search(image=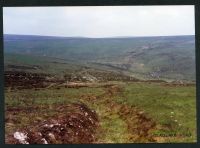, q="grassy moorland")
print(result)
[5,81,196,143]
[4,34,195,81]
[4,34,196,143]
